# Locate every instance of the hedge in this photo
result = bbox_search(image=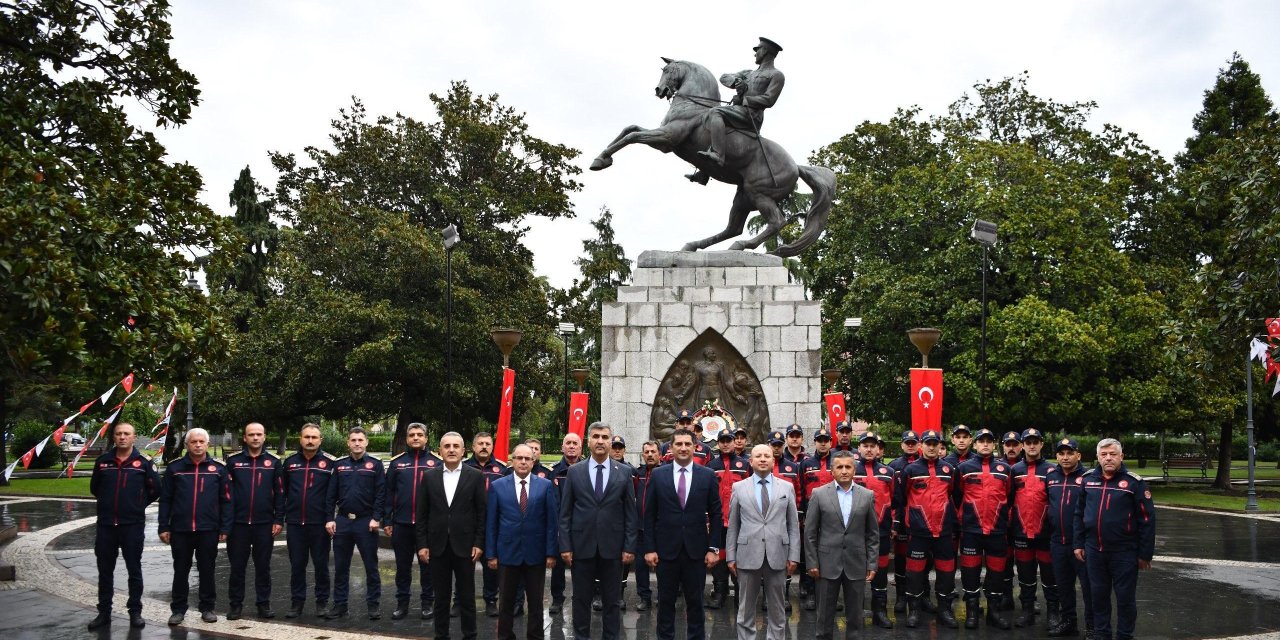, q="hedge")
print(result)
[9,420,63,469]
